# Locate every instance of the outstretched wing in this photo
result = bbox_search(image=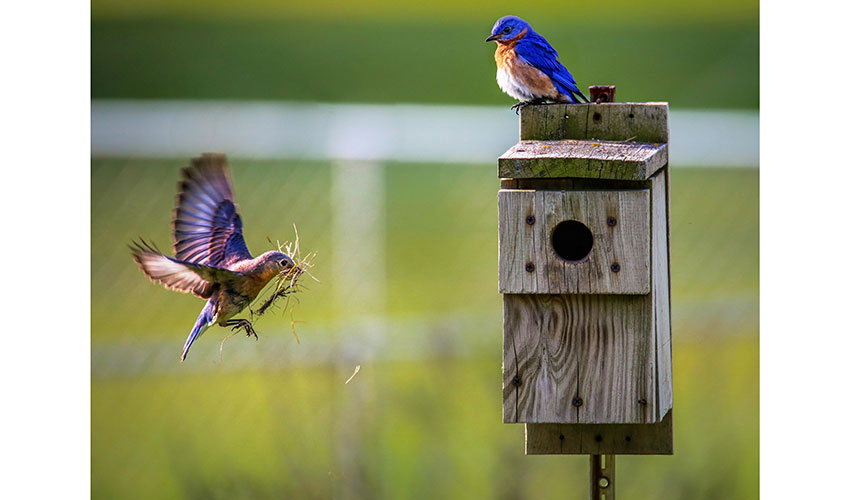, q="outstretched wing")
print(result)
[130,240,246,298]
[173,154,253,268]
[516,34,589,103]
